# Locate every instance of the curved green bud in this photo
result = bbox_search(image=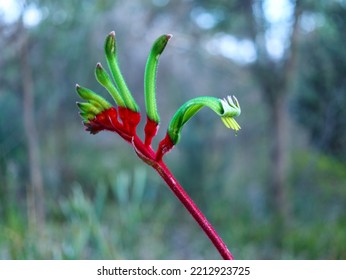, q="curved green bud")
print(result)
[88,100,105,111]
[144,34,172,123]
[76,84,112,110]
[76,102,102,115]
[95,63,125,107]
[168,95,241,144]
[79,112,95,122]
[104,31,139,112]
